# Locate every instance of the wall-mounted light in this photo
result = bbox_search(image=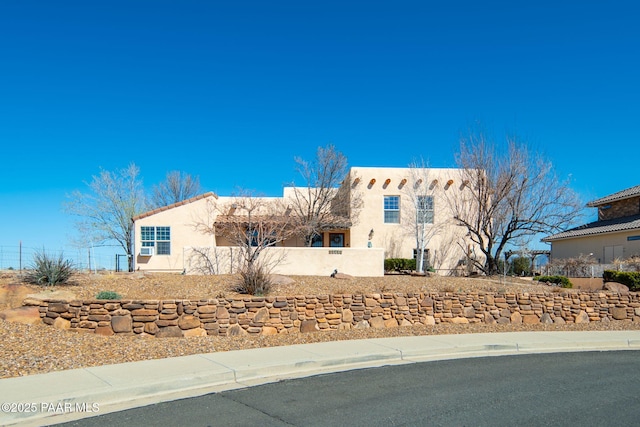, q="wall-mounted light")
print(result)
[368,229,375,240]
